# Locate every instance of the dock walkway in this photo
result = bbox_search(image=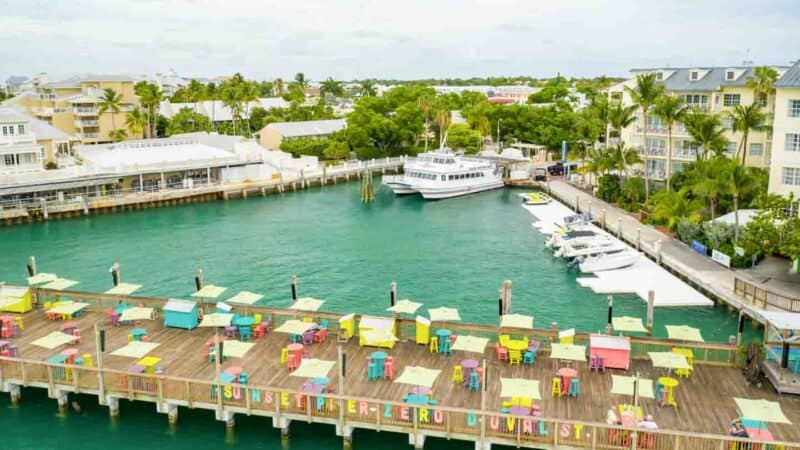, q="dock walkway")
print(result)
[1,288,799,450]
